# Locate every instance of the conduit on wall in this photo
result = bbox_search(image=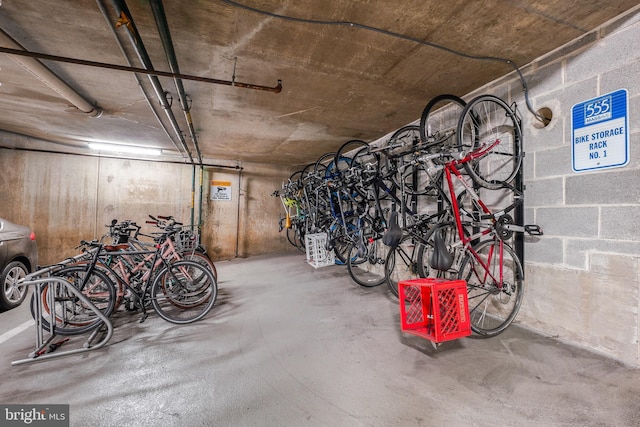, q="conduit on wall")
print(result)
[149,0,204,228]
[4,144,244,170]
